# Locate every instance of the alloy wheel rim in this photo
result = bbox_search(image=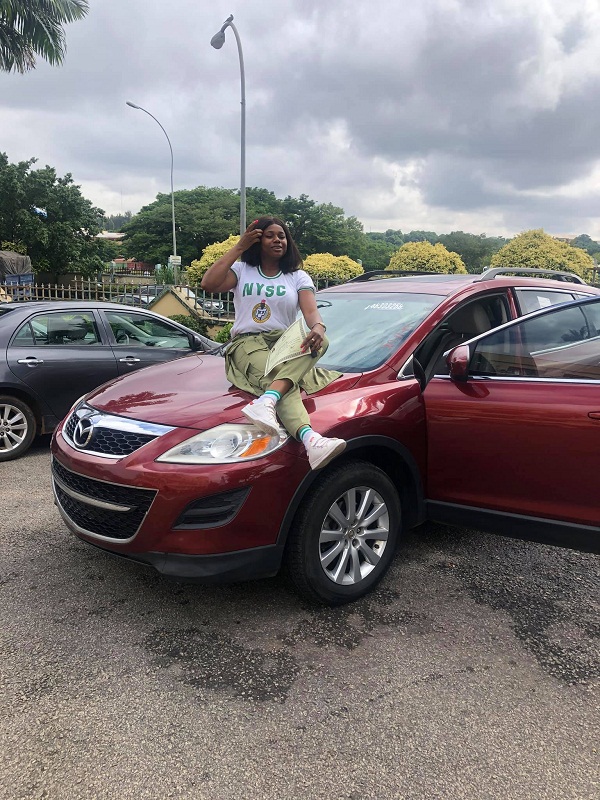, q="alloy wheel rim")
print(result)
[318,485,390,586]
[0,404,28,452]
